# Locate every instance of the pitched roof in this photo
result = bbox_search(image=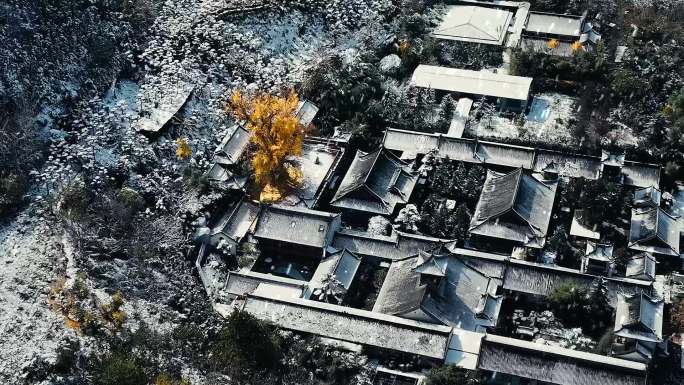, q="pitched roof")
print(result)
[478,334,647,385]
[382,129,661,188]
[629,207,680,256]
[625,254,656,281]
[306,249,361,297]
[331,229,446,260]
[372,256,428,315]
[633,186,661,208]
[585,242,614,261]
[432,5,513,45]
[253,205,340,248]
[215,124,251,166]
[412,65,532,101]
[421,256,502,331]
[210,200,260,241]
[614,293,664,342]
[331,149,418,215]
[470,169,558,248]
